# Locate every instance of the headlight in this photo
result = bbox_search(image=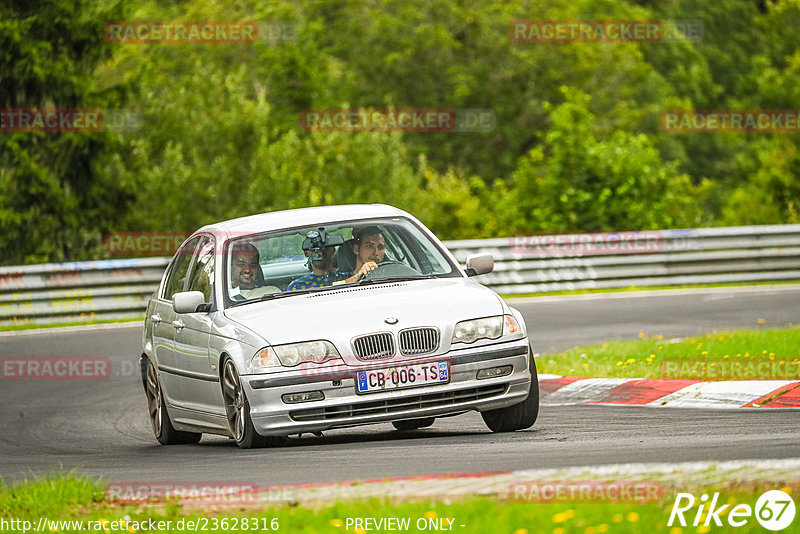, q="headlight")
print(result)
[452,316,503,344]
[451,315,522,344]
[251,340,342,369]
